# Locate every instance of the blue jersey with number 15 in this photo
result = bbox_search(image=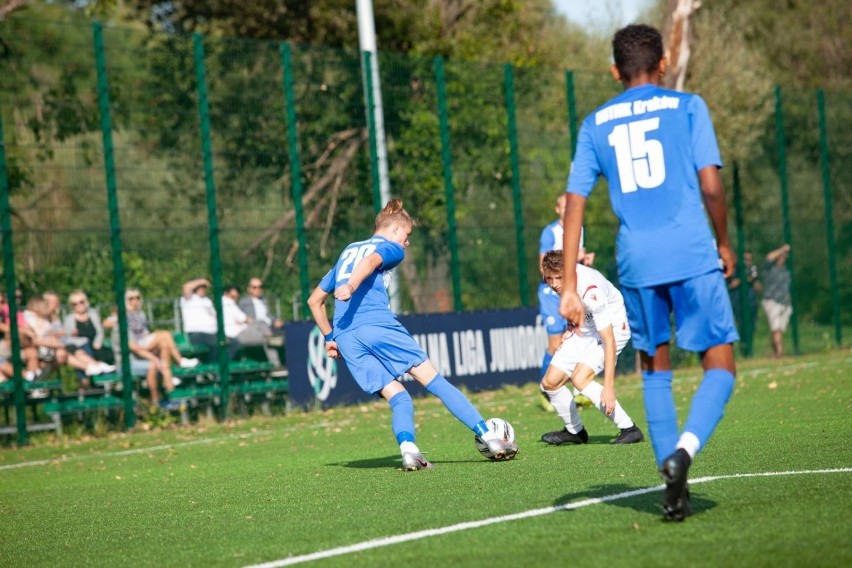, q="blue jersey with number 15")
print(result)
[319,235,405,333]
[567,84,722,288]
